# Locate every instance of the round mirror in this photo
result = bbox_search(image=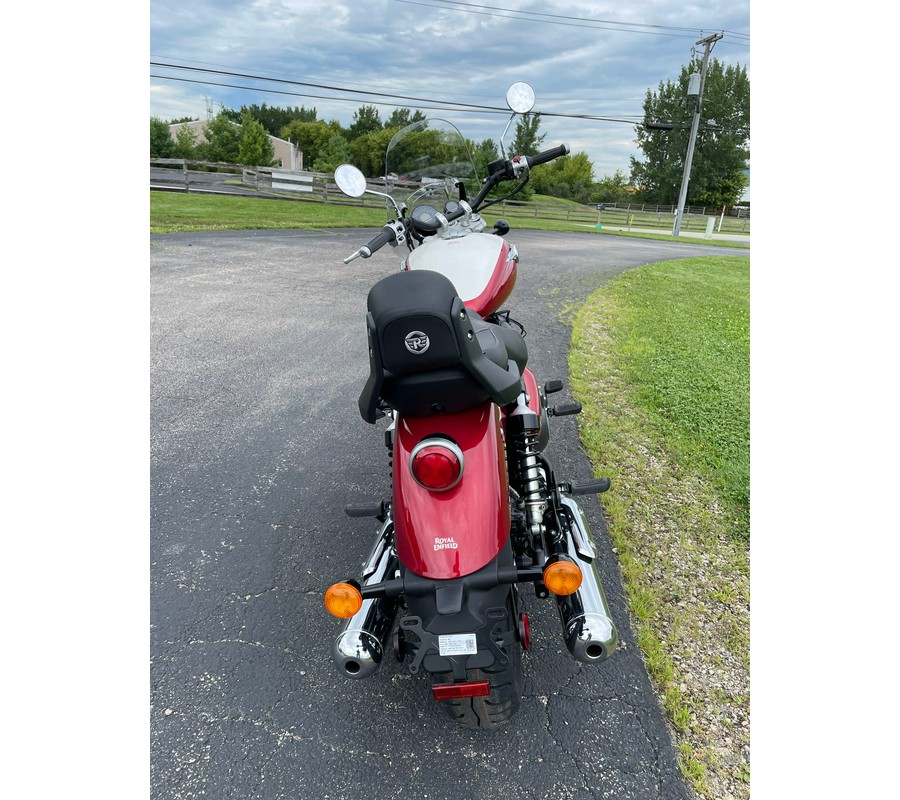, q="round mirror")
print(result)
[334,164,367,198]
[506,82,535,114]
